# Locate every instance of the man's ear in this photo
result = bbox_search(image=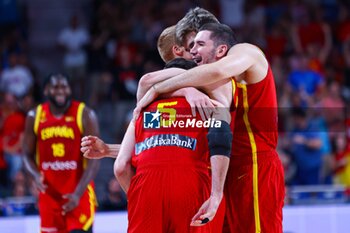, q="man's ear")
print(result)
[216,45,228,58]
[172,45,184,57]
